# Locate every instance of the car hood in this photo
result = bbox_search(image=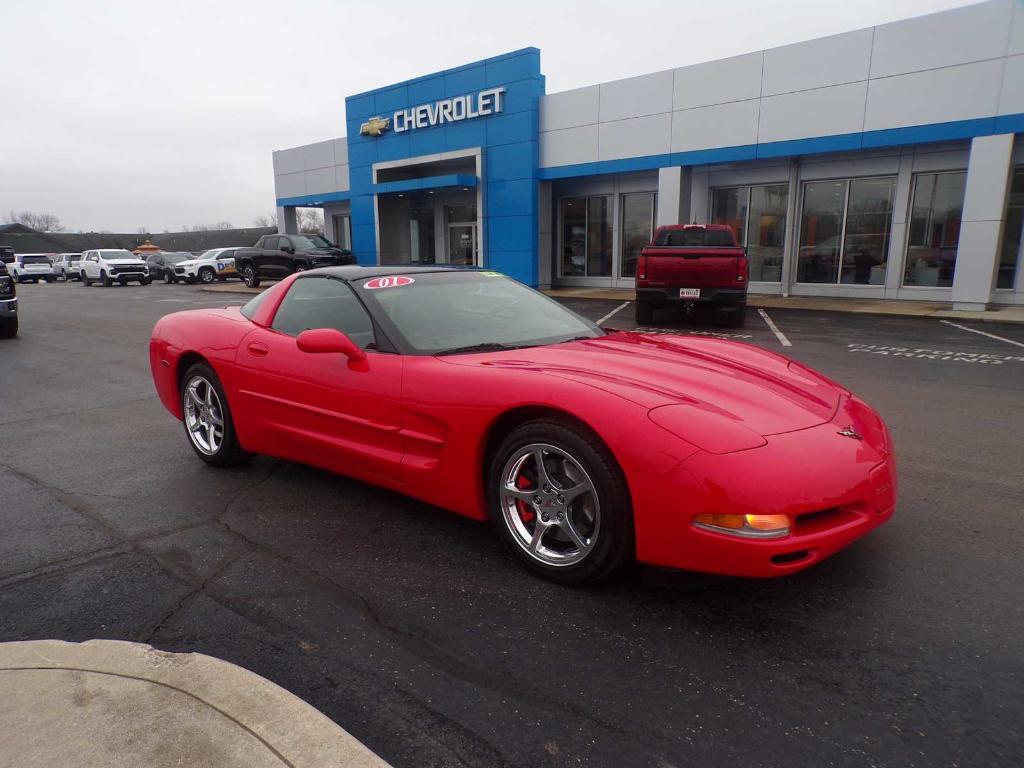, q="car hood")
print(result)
[445,331,842,437]
[307,249,346,257]
[104,259,147,266]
